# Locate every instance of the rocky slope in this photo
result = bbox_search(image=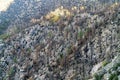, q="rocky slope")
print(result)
[0,0,93,34]
[90,54,120,80]
[0,2,120,80]
[0,0,116,34]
